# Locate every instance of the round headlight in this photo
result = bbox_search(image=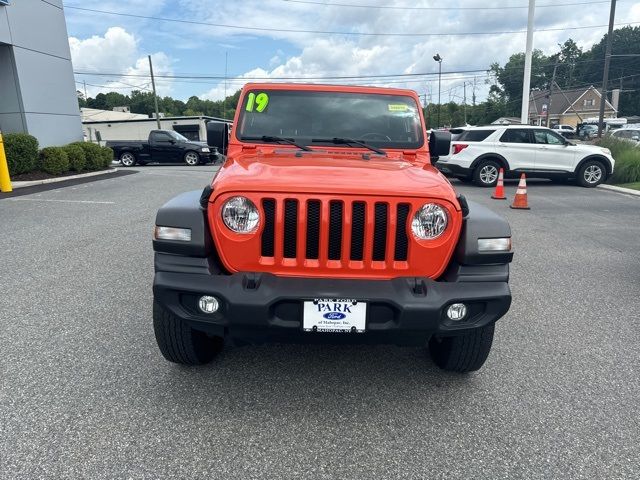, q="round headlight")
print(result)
[412,203,448,239]
[222,196,259,233]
